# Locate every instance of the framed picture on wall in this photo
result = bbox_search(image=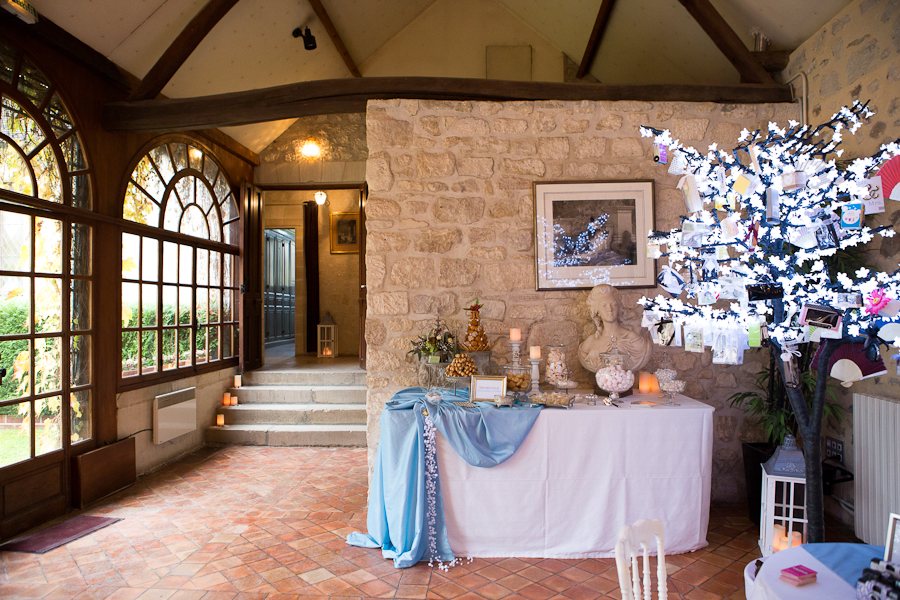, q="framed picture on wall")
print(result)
[886,513,900,562]
[330,212,360,254]
[533,180,656,290]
